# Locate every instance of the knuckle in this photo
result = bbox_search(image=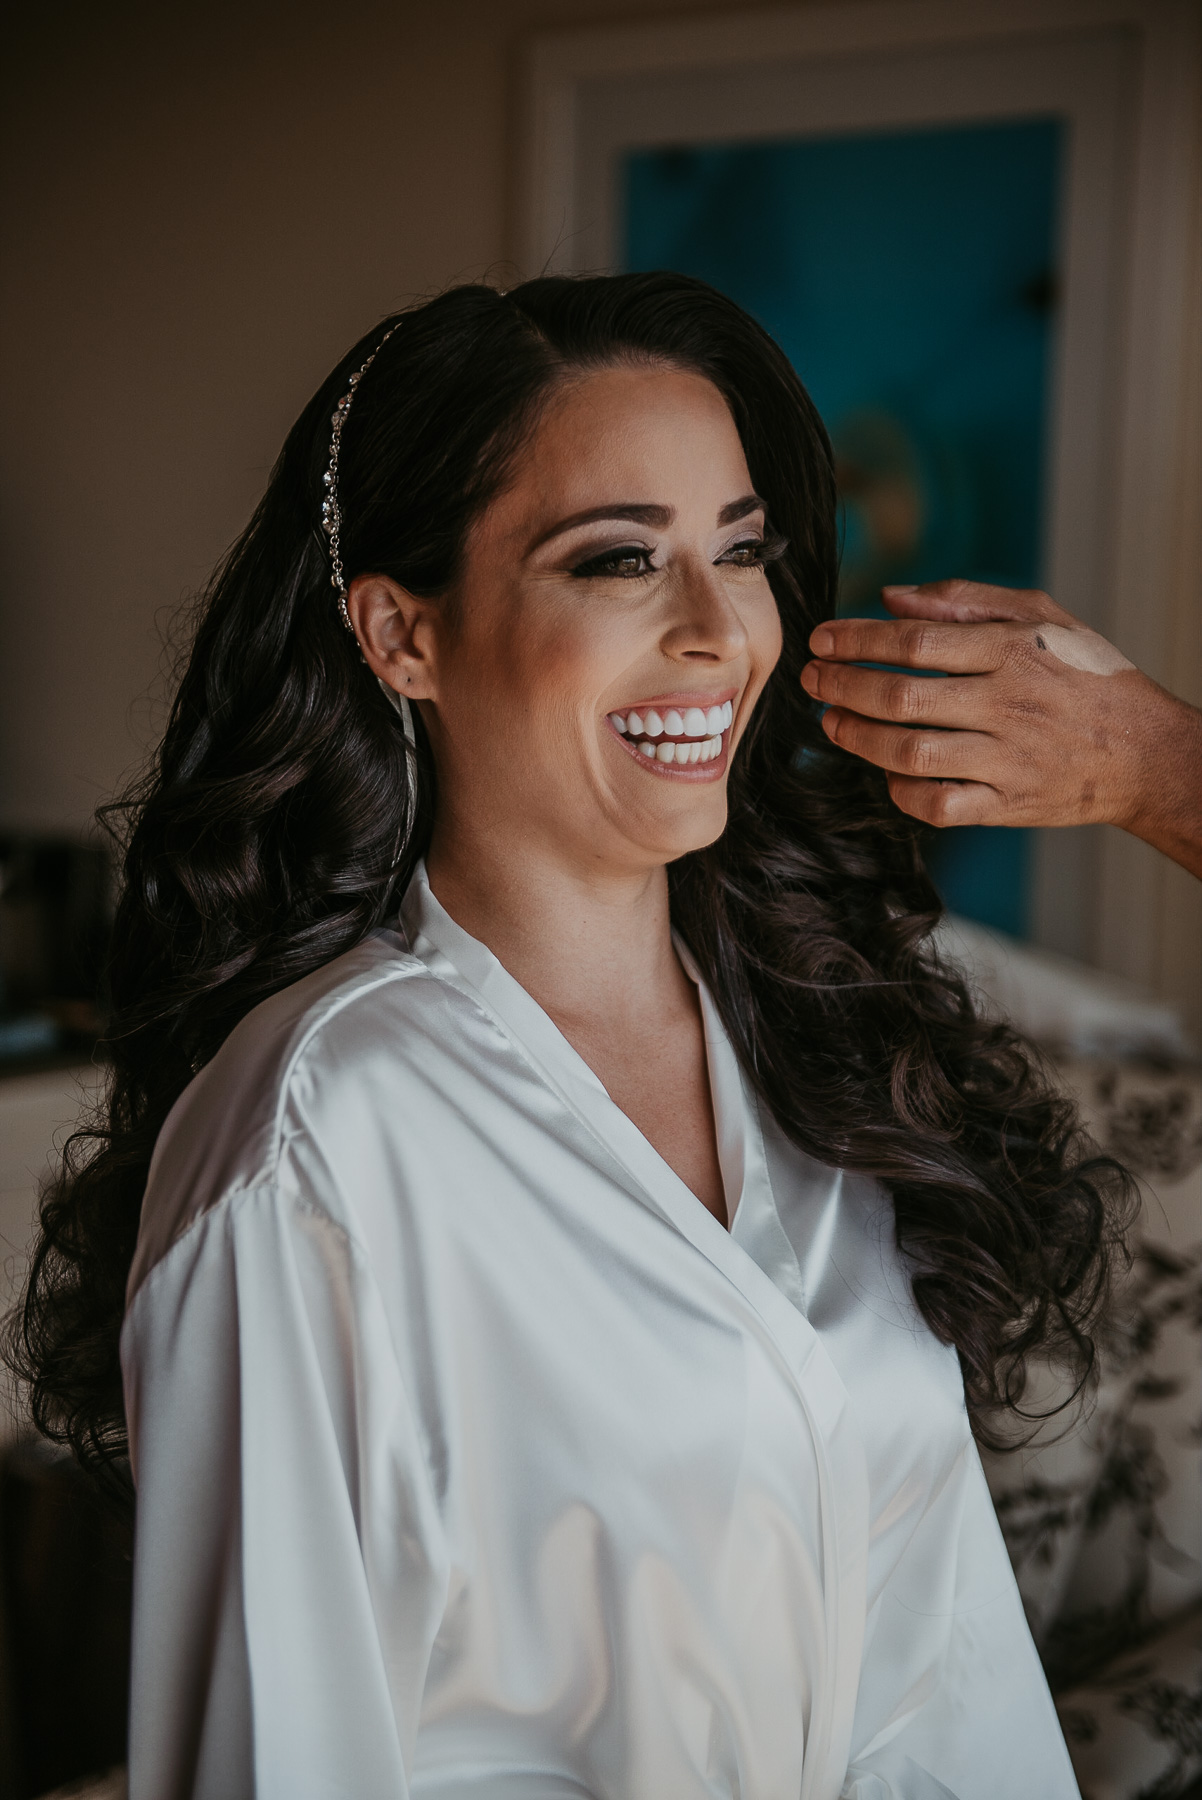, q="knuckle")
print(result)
[818,662,845,702]
[845,629,878,665]
[899,622,936,665]
[828,622,863,658]
[1001,689,1047,724]
[907,733,940,776]
[1014,585,1069,626]
[890,675,924,722]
